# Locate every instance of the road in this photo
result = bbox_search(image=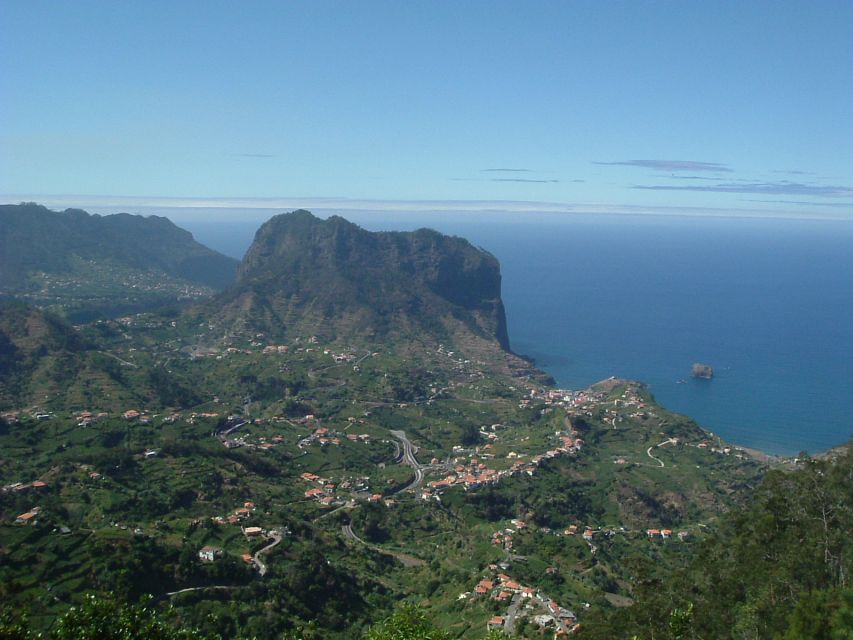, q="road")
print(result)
[646,446,665,467]
[389,439,402,462]
[98,351,139,368]
[647,438,677,467]
[159,585,238,600]
[389,430,427,492]
[314,500,355,522]
[342,523,424,567]
[252,530,283,577]
[503,593,525,635]
[342,523,365,544]
[218,419,248,438]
